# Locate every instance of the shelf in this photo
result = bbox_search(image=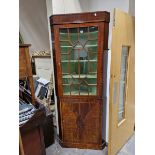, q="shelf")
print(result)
[62,74,97,78]
[63,92,96,96]
[62,84,97,86]
[60,44,98,48]
[61,60,97,63]
[63,91,96,95]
